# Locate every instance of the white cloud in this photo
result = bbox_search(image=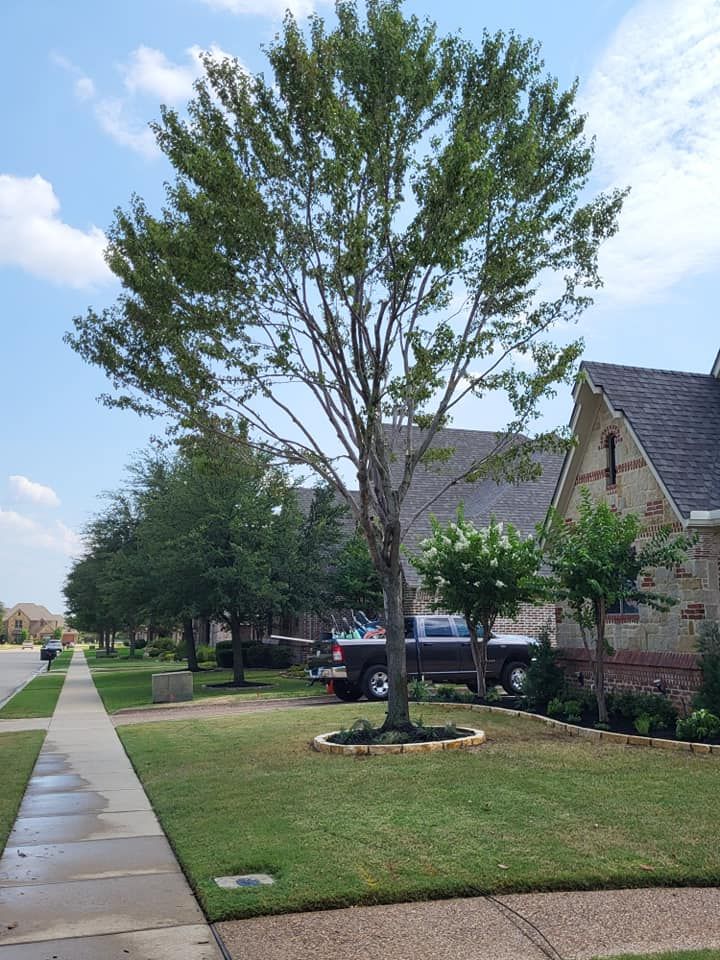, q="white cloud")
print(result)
[0,174,112,288]
[122,44,233,102]
[93,98,159,158]
[582,0,720,303]
[201,0,321,15]
[0,509,83,557]
[8,476,61,508]
[54,47,236,158]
